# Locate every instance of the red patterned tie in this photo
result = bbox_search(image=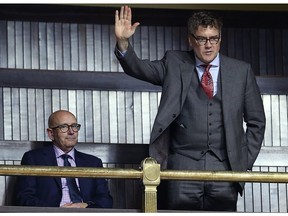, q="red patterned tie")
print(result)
[201,64,213,99]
